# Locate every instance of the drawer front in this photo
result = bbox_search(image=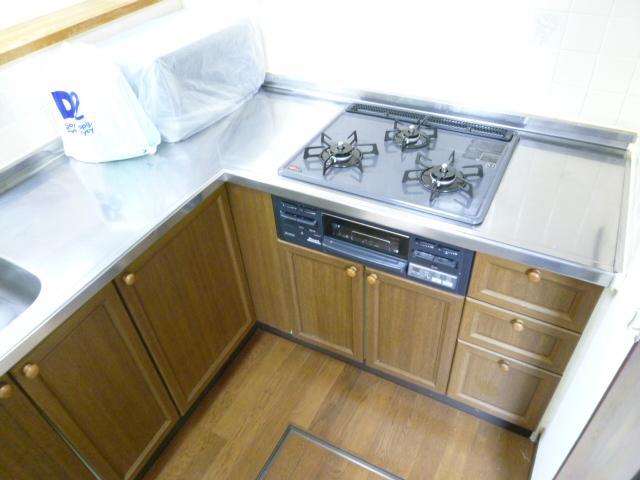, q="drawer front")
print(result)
[460,299,580,374]
[447,341,560,429]
[468,254,602,332]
